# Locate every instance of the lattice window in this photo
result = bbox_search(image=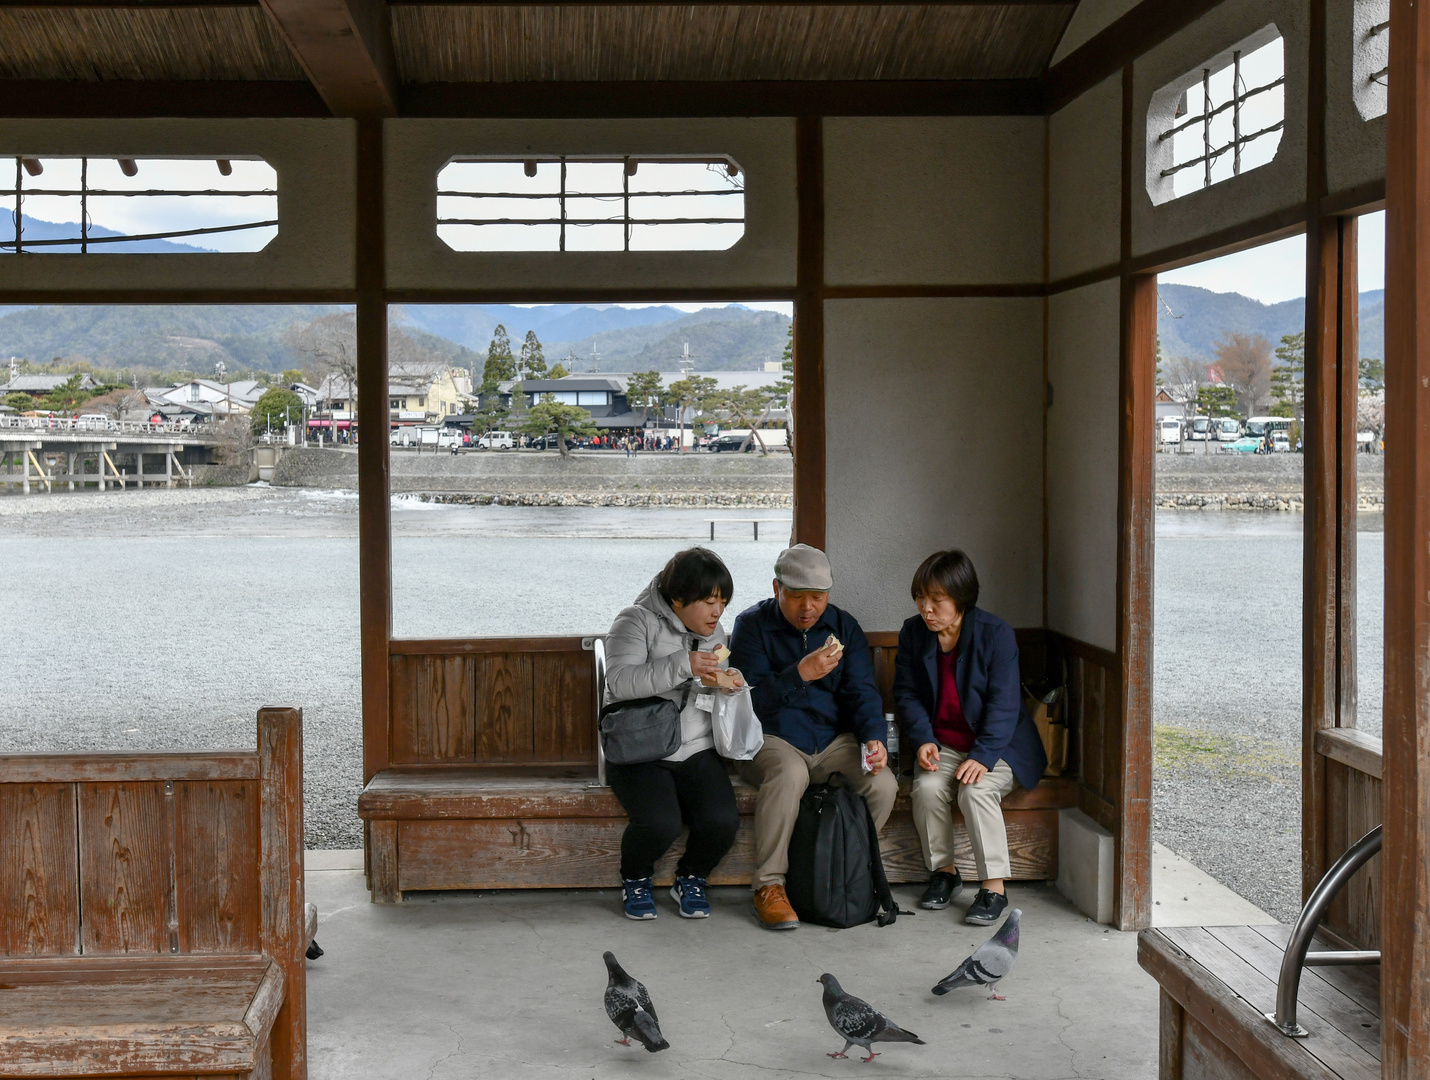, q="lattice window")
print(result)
[1,157,277,254]
[1146,26,1285,205]
[1354,0,1389,121]
[436,157,744,253]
